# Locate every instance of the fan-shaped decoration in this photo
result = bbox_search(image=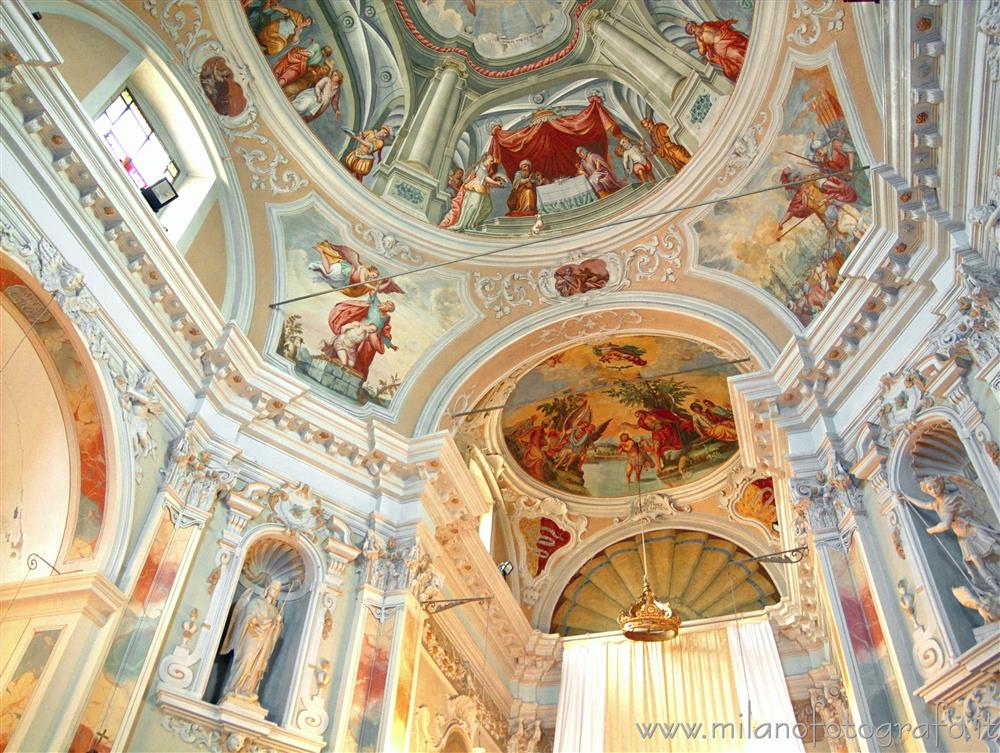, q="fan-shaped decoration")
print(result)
[911,422,977,480]
[551,530,779,636]
[240,539,306,599]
